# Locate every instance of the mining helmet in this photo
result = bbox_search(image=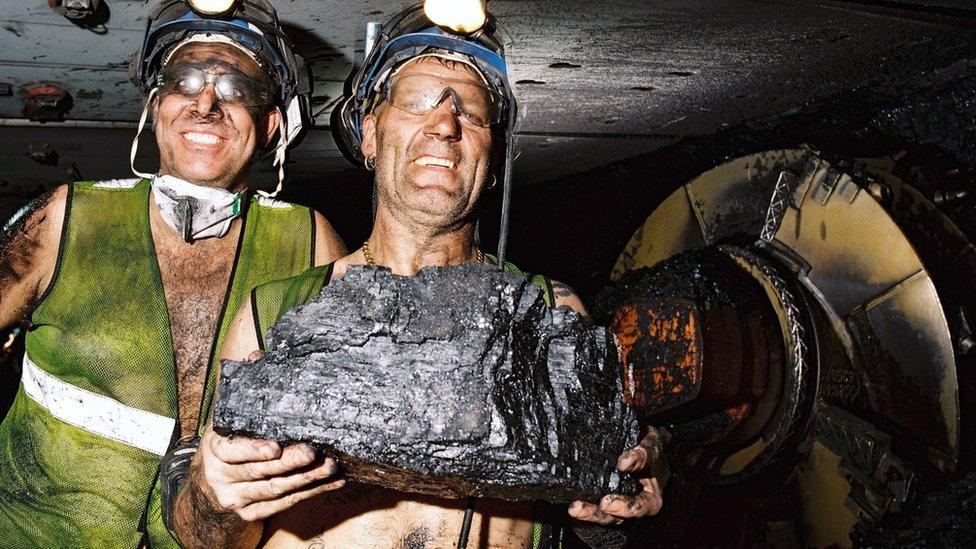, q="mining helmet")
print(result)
[130,0,311,196]
[332,2,520,264]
